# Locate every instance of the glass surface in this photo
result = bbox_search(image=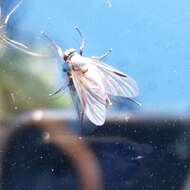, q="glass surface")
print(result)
[0,1,190,190]
[10,0,190,113]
